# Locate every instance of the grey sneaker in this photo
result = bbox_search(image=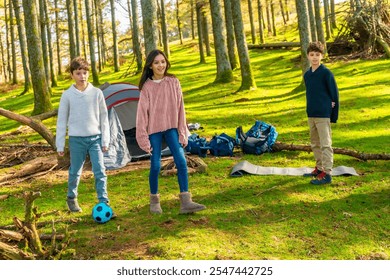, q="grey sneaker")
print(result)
[67,197,82,212]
